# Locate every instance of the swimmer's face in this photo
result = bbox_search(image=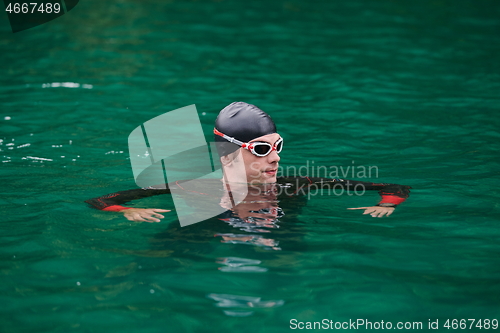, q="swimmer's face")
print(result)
[241,133,281,184]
